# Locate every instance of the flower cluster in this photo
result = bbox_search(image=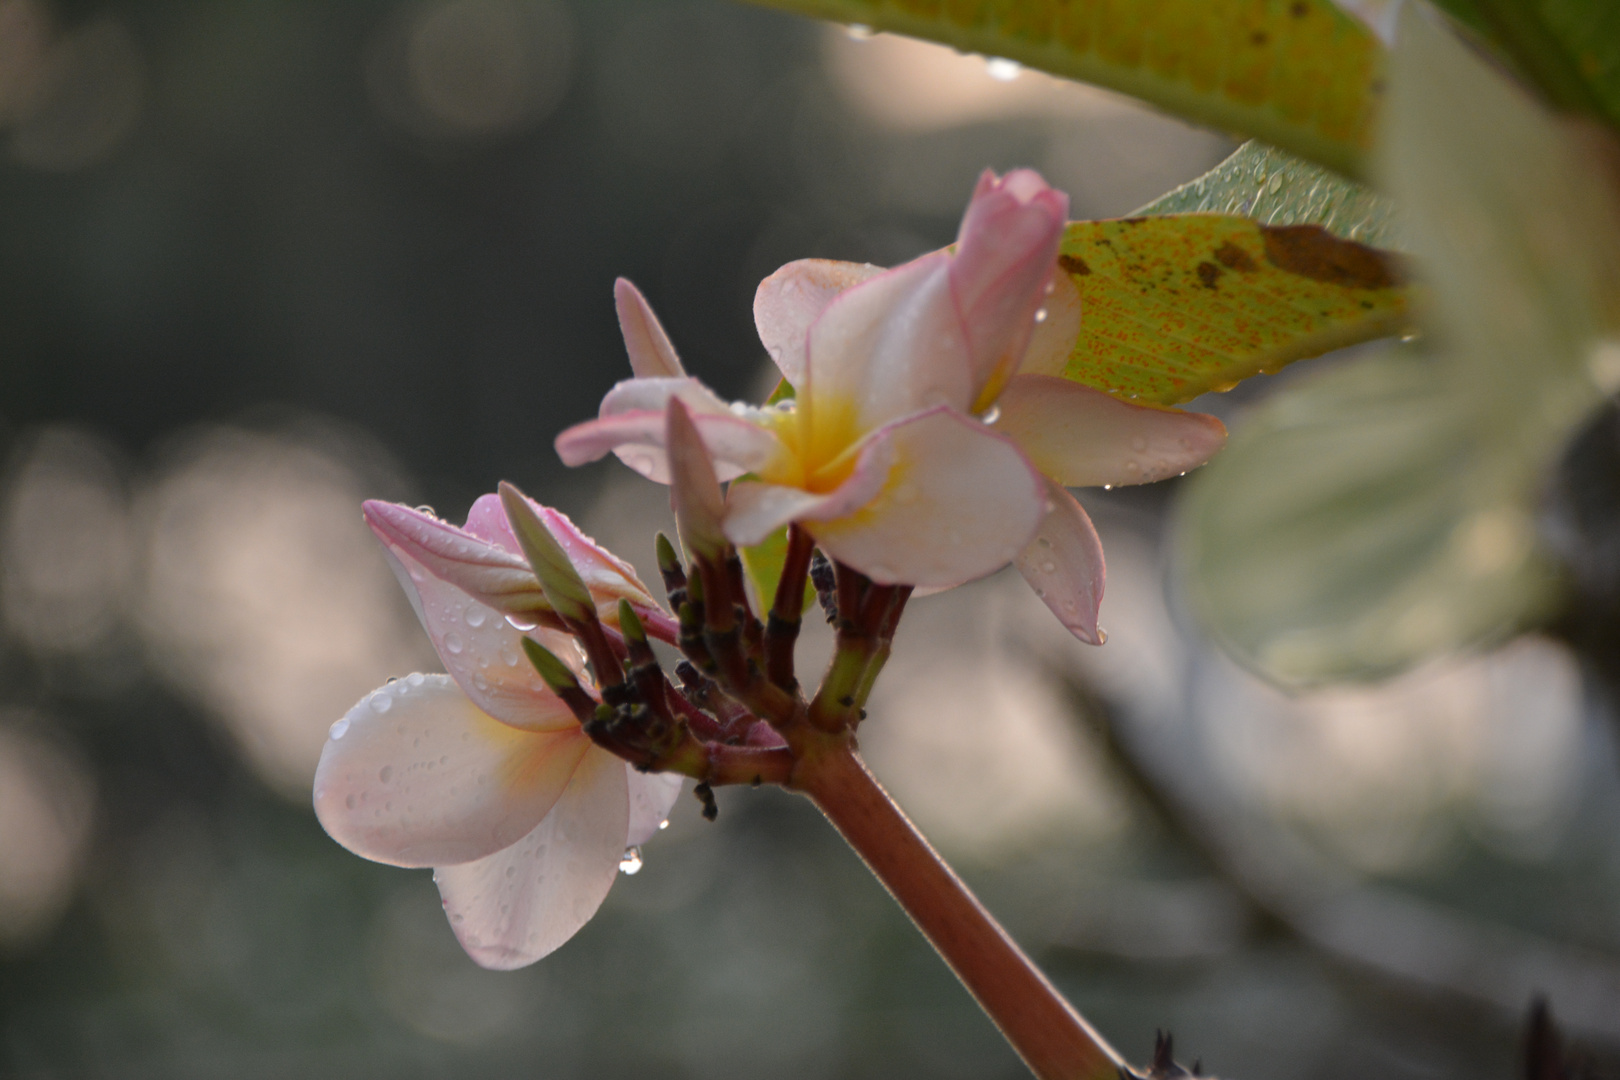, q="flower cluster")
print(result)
[558,169,1225,642]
